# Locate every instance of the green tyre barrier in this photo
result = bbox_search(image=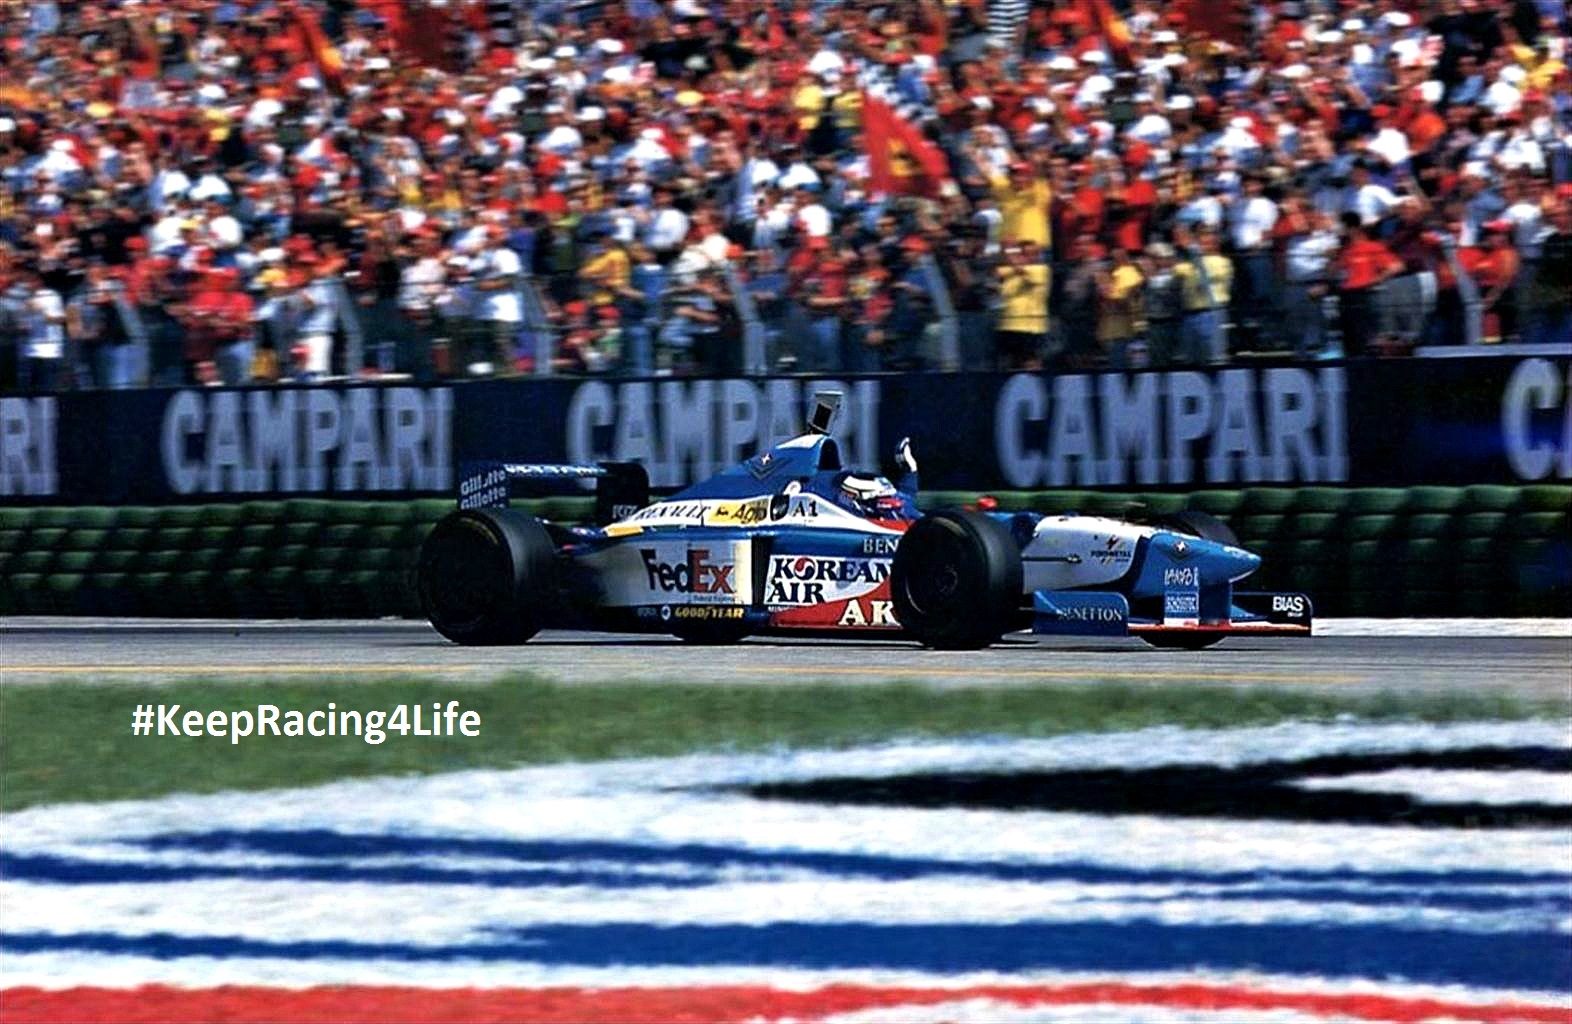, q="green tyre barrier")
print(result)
[1,486,1567,619]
